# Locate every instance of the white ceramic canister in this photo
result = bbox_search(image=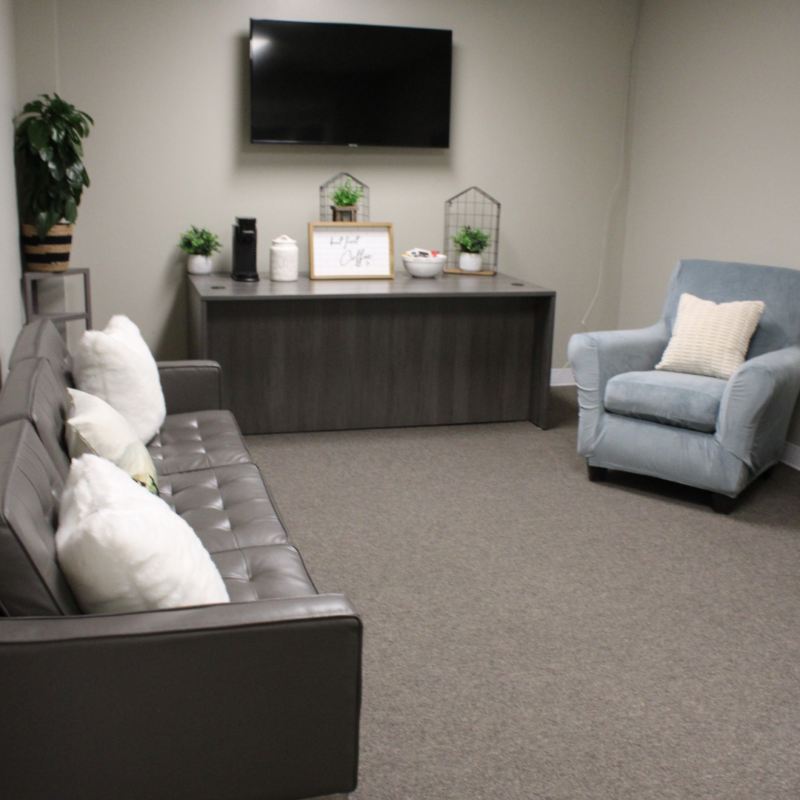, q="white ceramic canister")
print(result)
[270,234,299,281]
